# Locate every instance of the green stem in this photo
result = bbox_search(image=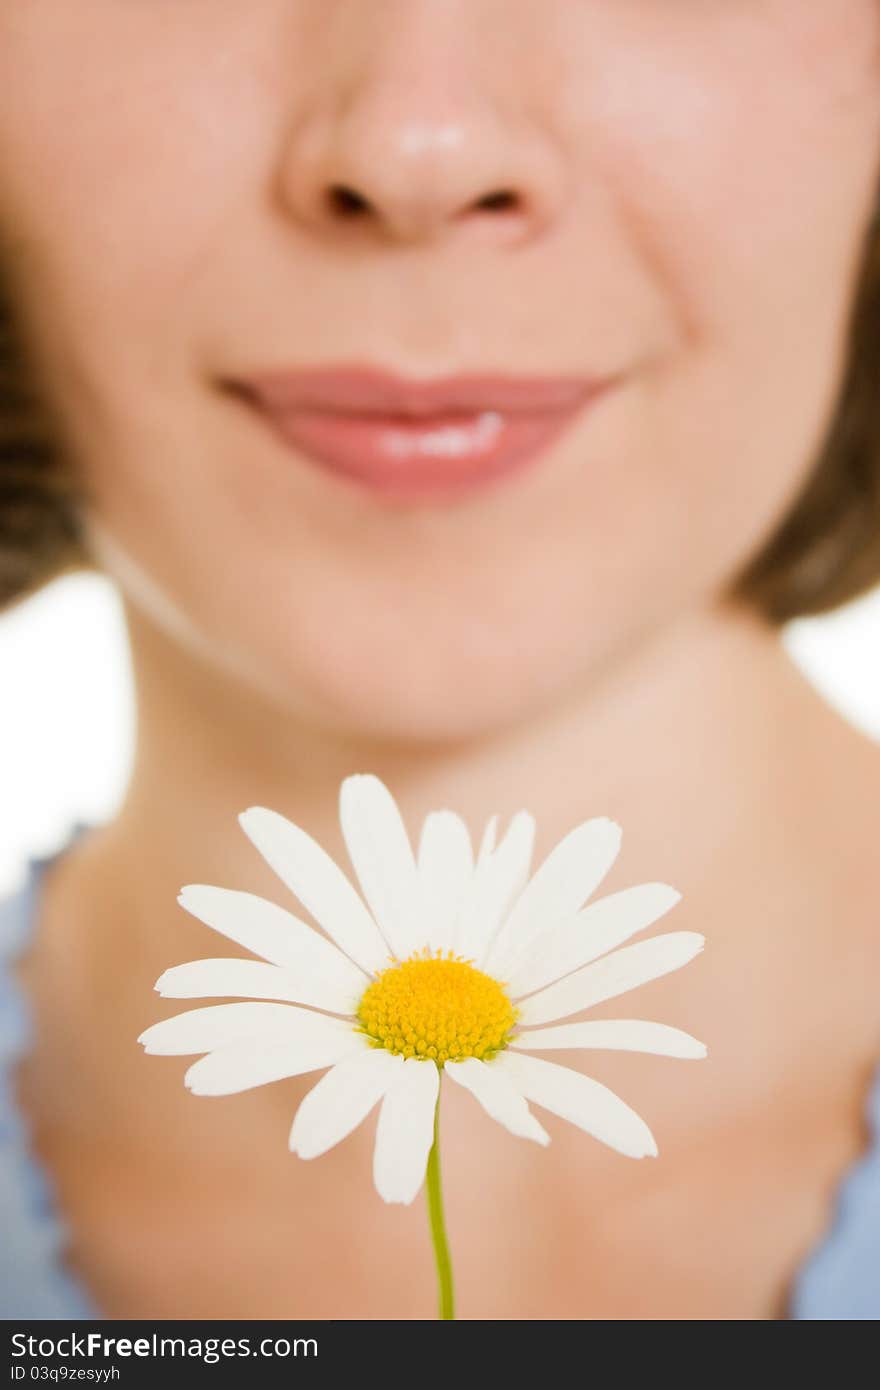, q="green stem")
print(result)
[425,1094,455,1320]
